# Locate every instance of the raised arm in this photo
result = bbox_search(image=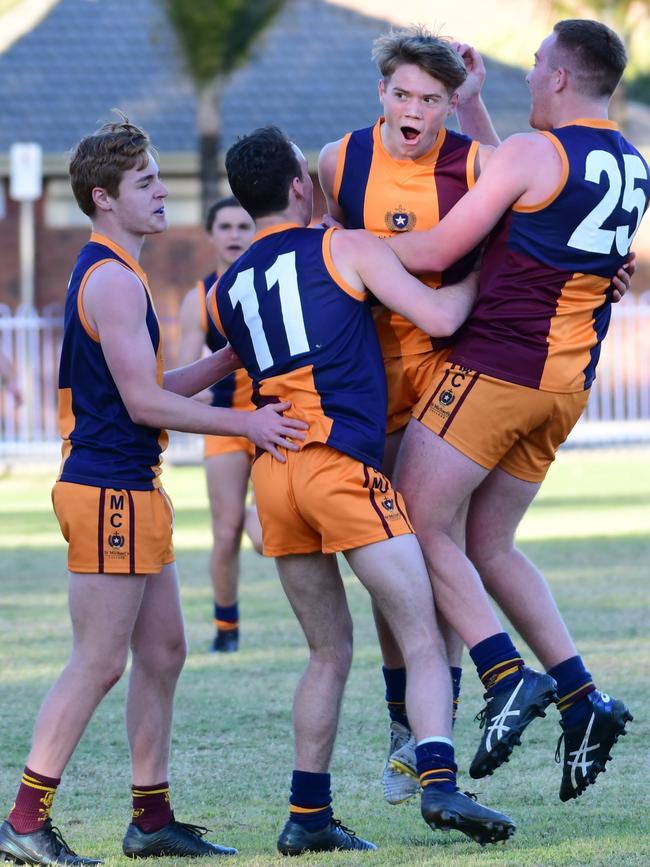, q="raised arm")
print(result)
[330,229,478,337]
[453,42,501,147]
